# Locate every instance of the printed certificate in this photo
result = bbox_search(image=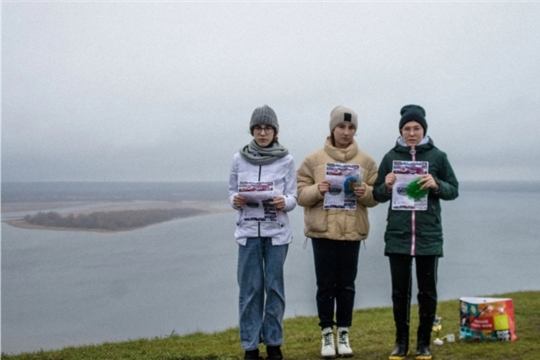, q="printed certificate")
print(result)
[238,181,277,222]
[391,161,429,211]
[323,163,362,210]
